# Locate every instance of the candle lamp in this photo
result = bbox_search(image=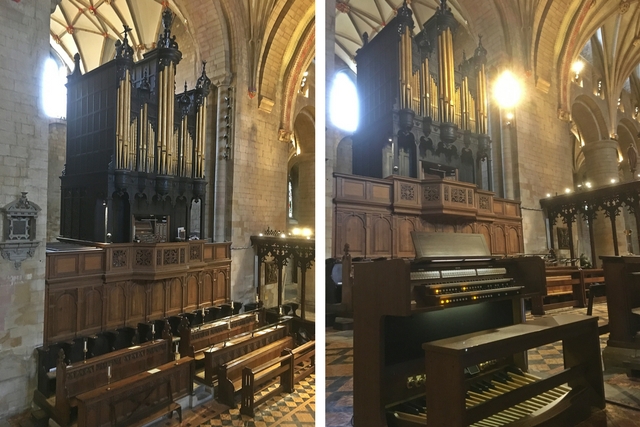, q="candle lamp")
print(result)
[151,323,155,340]
[174,343,180,364]
[83,338,88,363]
[107,365,112,390]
